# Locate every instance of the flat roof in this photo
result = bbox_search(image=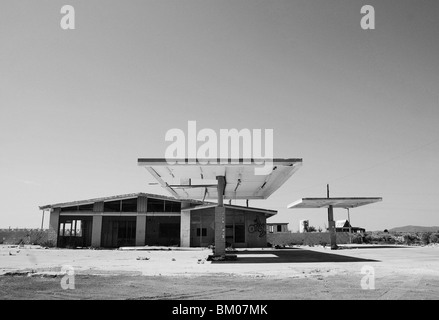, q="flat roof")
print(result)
[138,158,302,200]
[266,222,289,225]
[287,197,382,209]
